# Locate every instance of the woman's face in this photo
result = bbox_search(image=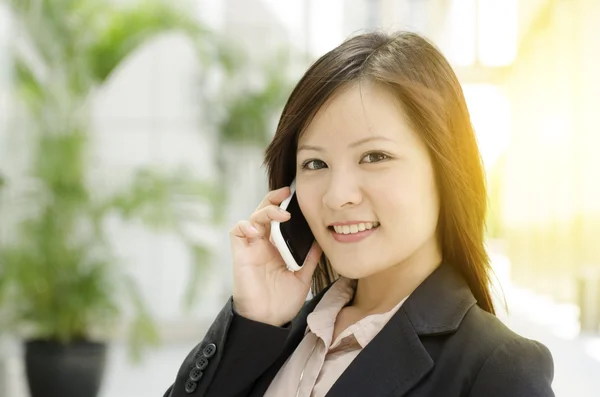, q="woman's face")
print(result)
[295,82,440,279]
